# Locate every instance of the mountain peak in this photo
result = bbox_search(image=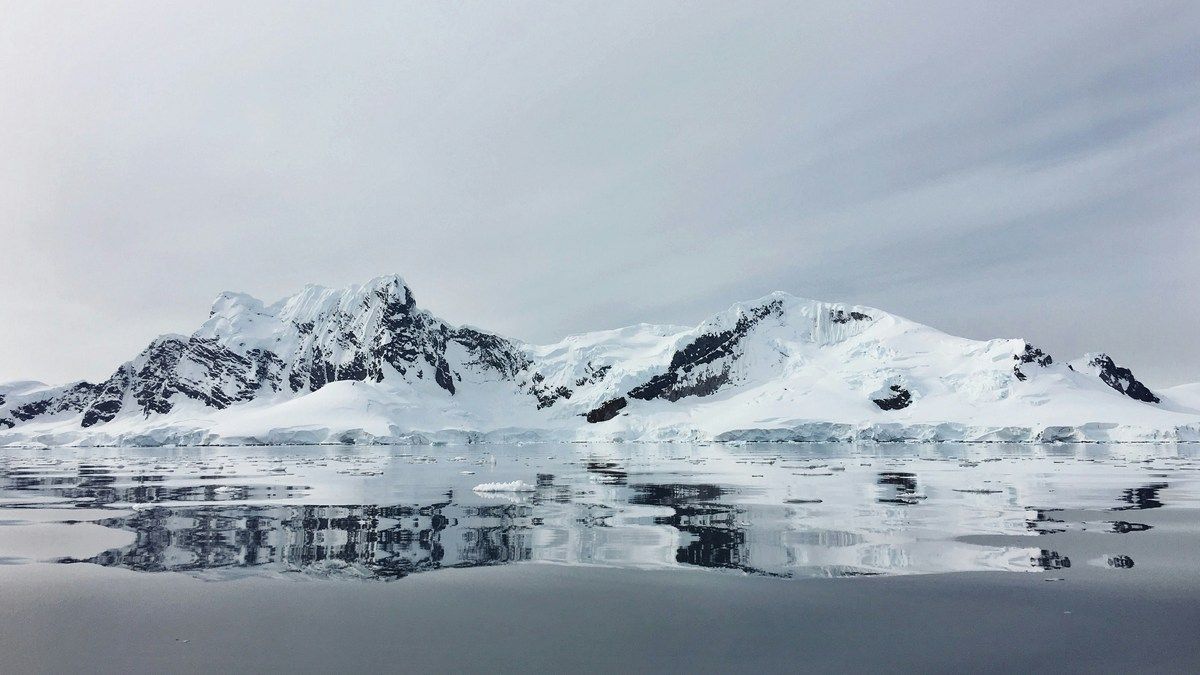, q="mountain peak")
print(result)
[207,275,416,320]
[209,291,265,318]
[363,273,410,292]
